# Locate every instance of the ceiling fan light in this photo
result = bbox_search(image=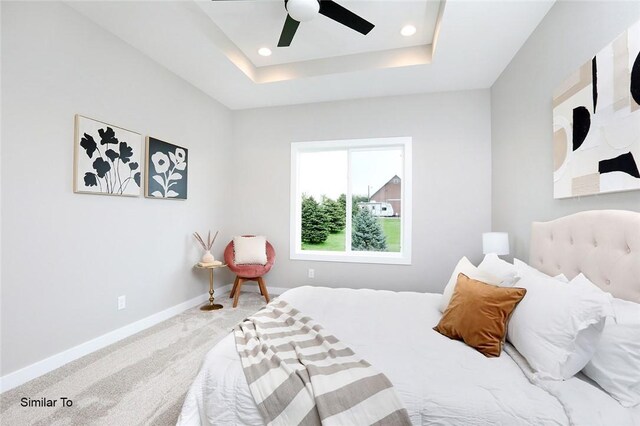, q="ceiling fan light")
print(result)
[286,0,320,22]
[401,25,417,37]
